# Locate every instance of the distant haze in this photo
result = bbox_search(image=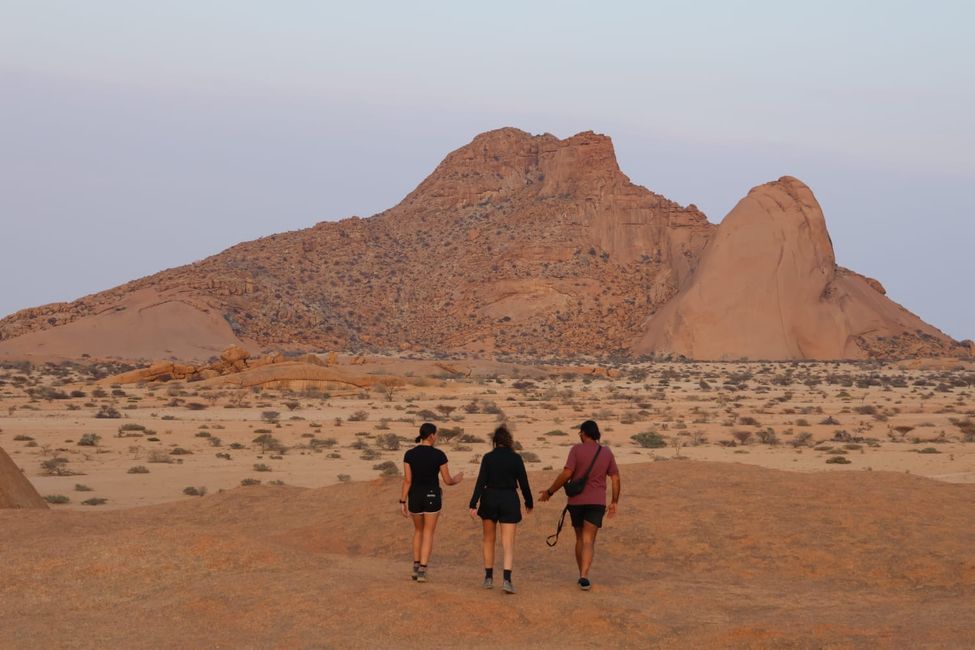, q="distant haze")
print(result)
[1,1,972,339]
